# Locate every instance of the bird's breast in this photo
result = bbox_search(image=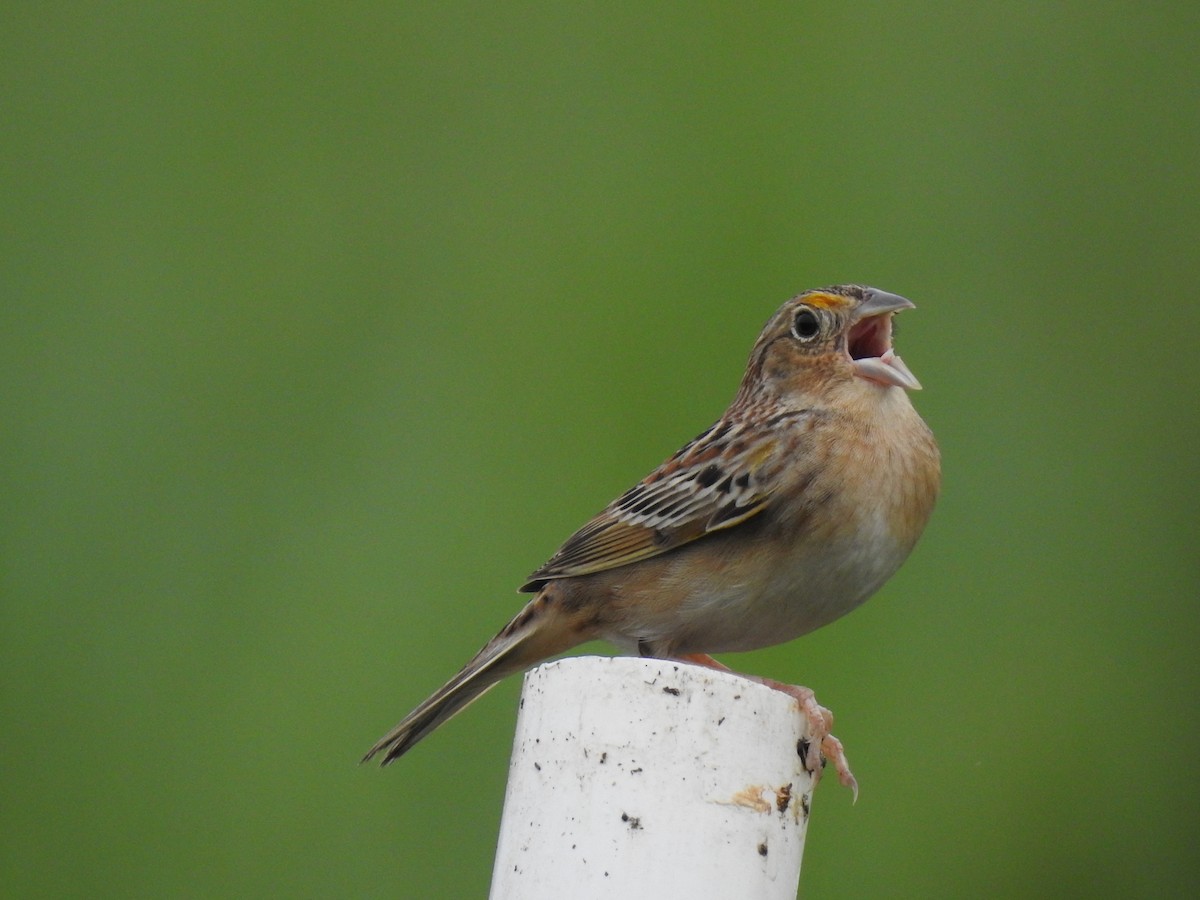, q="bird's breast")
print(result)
[620,390,939,655]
